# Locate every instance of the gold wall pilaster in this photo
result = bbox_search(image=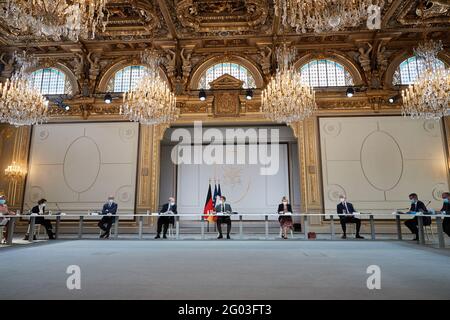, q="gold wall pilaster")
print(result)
[442,116,450,188]
[0,125,31,210]
[136,123,168,214]
[290,117,323,224]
